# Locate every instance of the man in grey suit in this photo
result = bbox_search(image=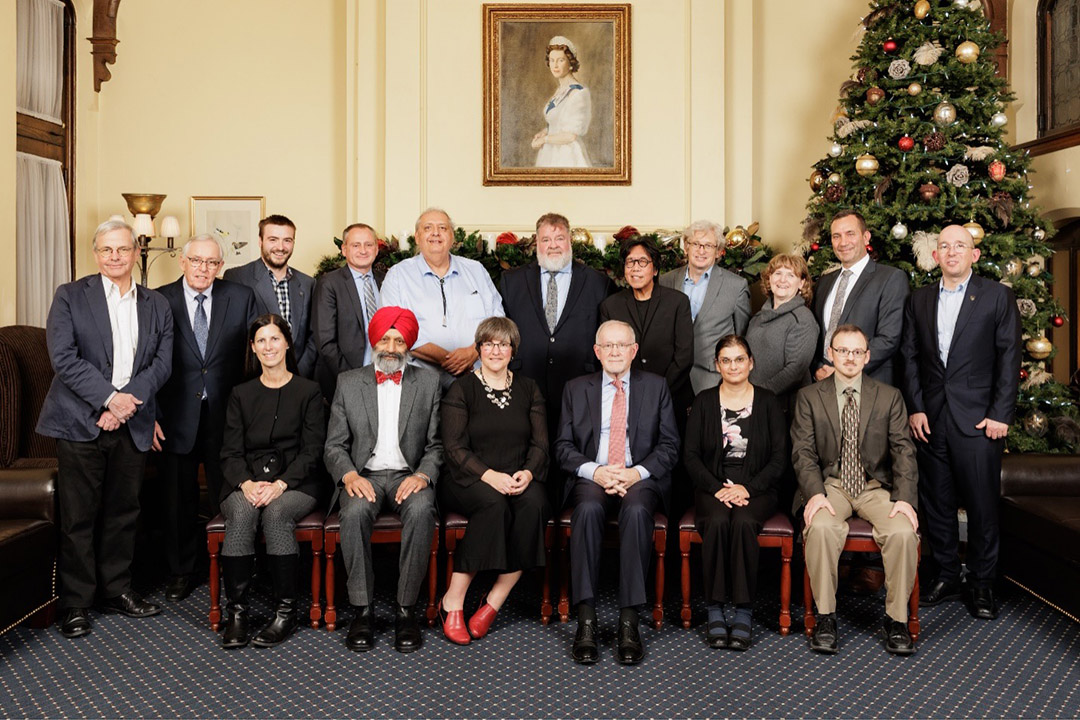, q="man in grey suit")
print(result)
[223,214,317,377]
[792,324,919,656]
[324,306,441,654]
[659,220,750,394]
[37,220,174,638]
[313,223,384,400]
[812,210,909,386]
